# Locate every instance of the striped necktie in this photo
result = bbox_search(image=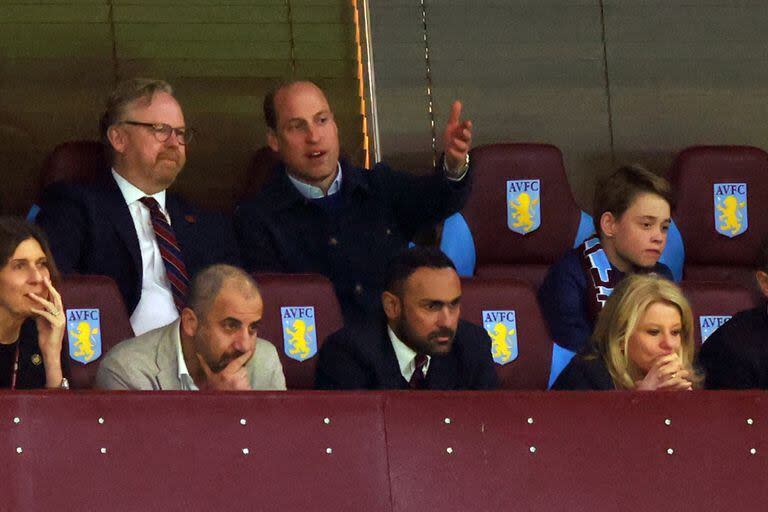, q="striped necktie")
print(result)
[409,354,429,389]
[139,196,190,311]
